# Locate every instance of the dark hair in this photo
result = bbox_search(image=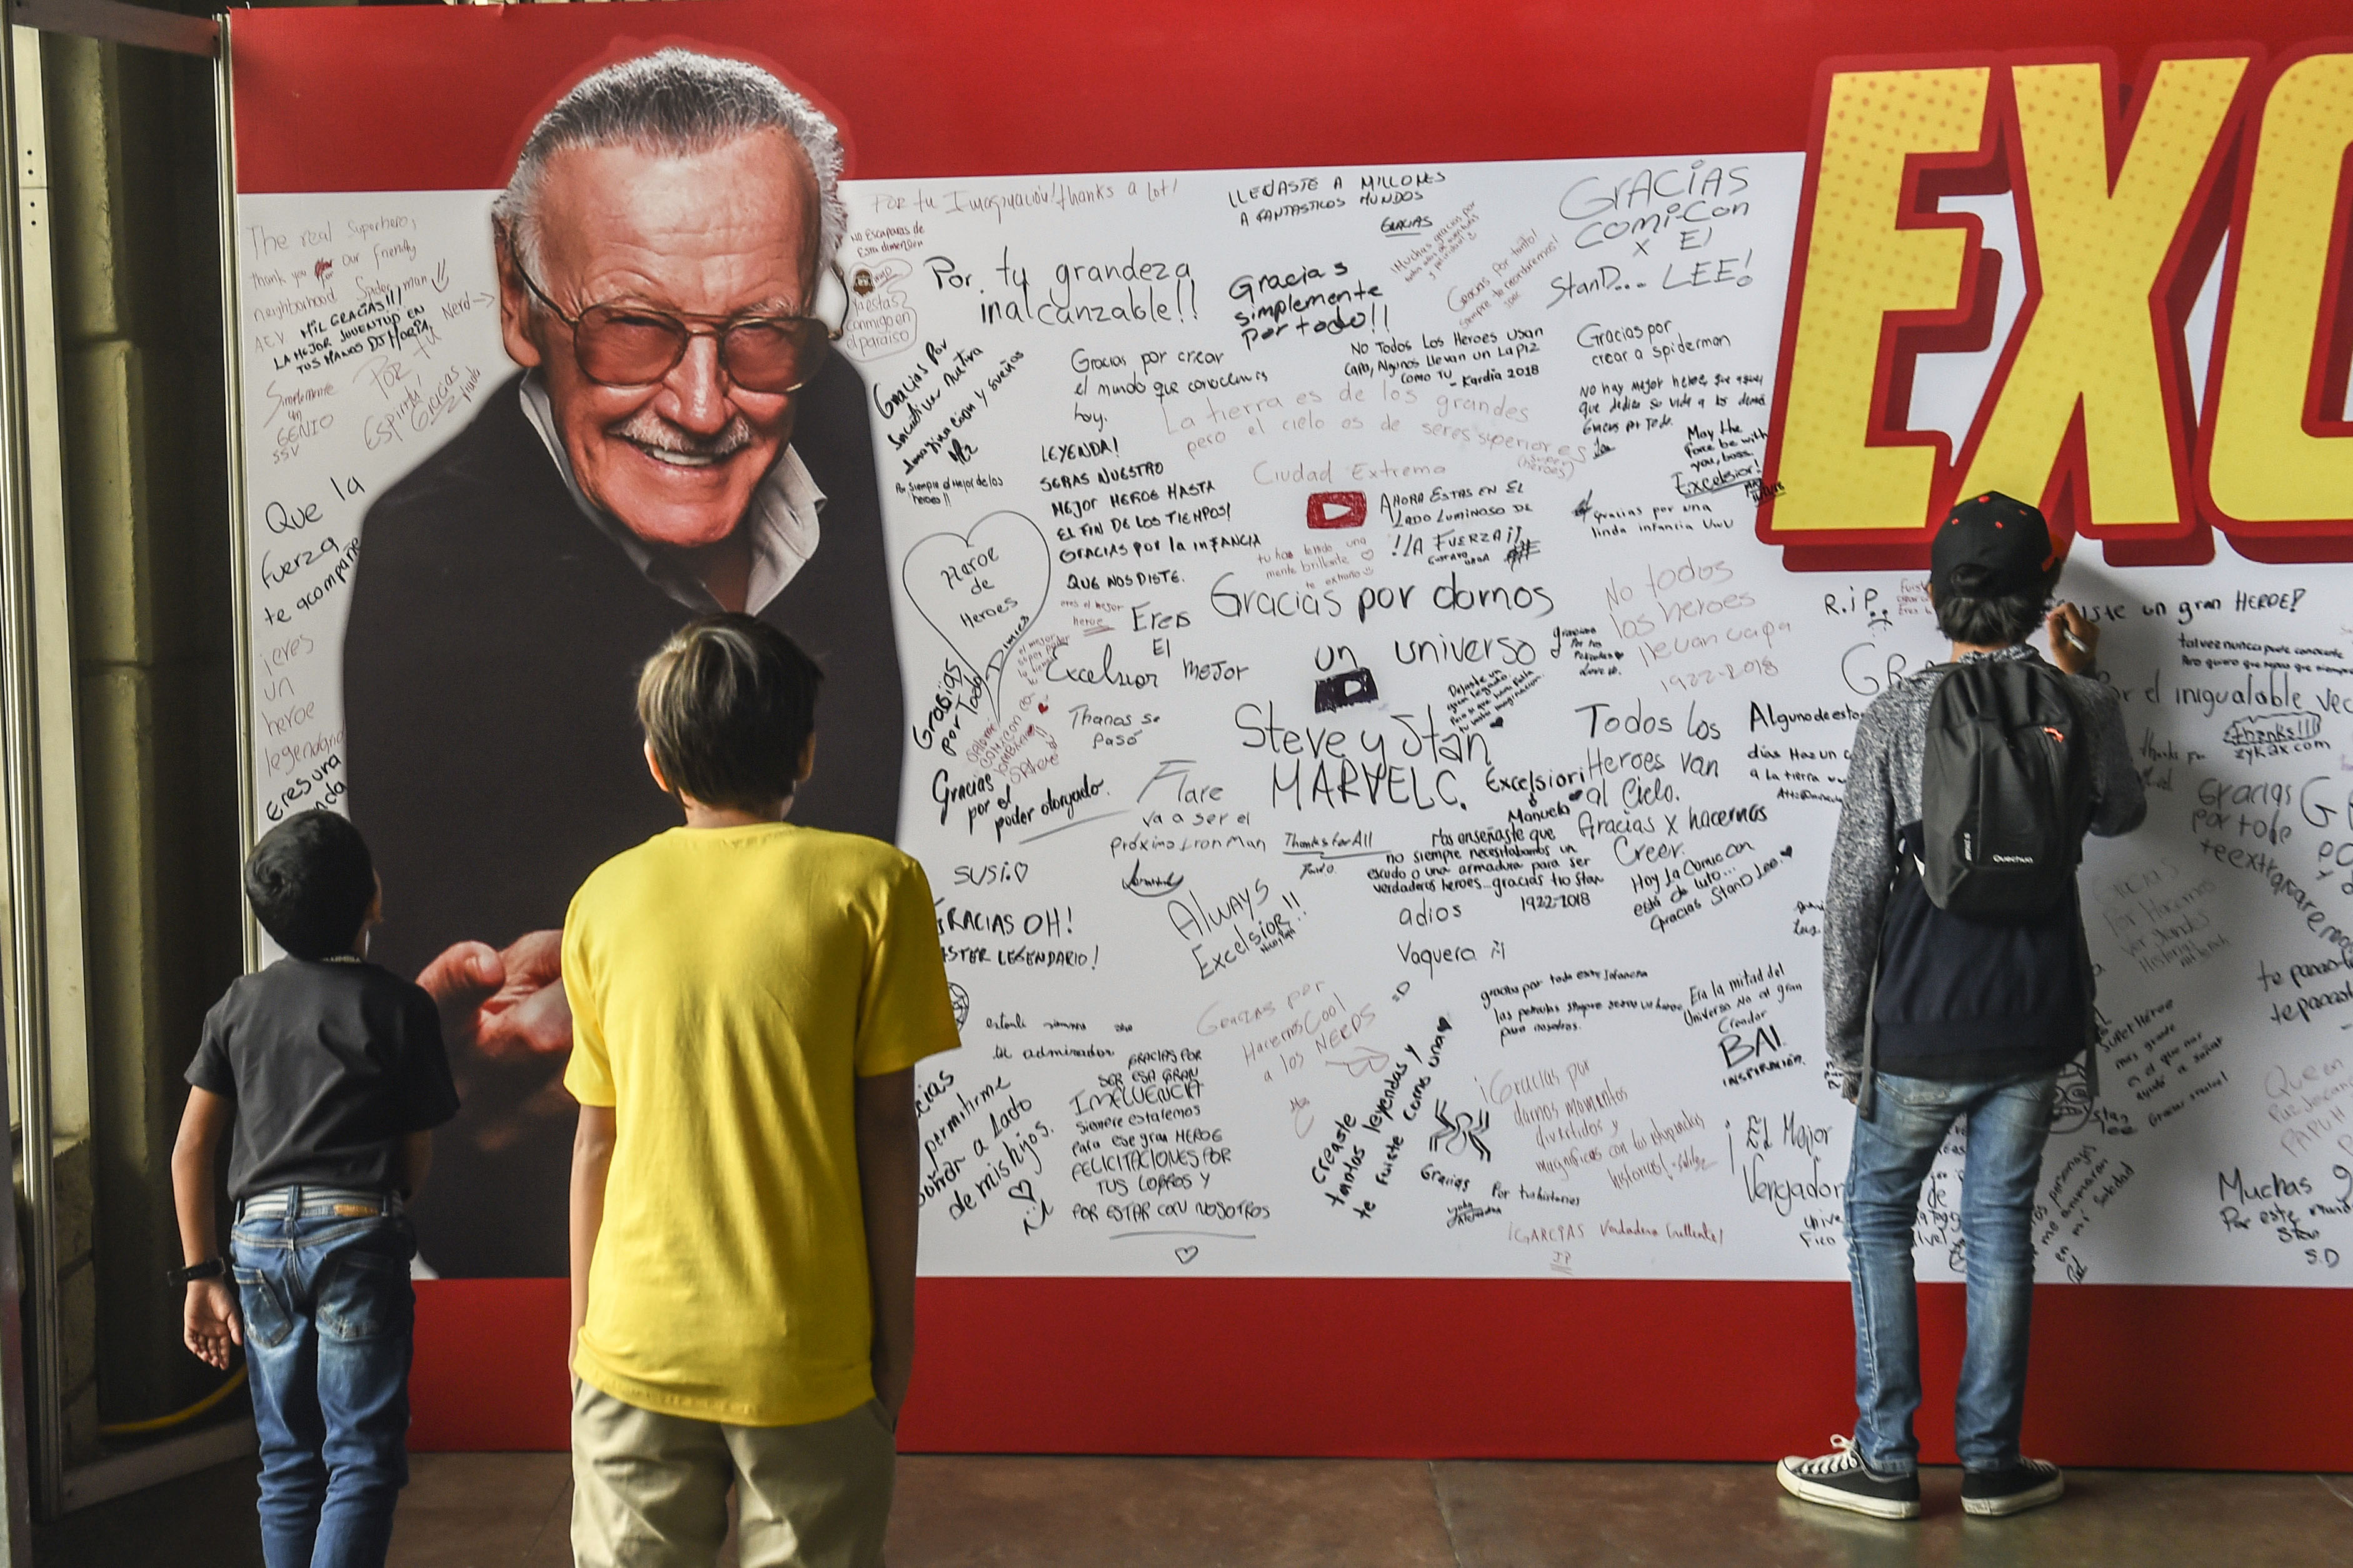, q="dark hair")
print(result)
[636,614,823,811]
[1931,562,2060,647]
[244,810,376,960]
